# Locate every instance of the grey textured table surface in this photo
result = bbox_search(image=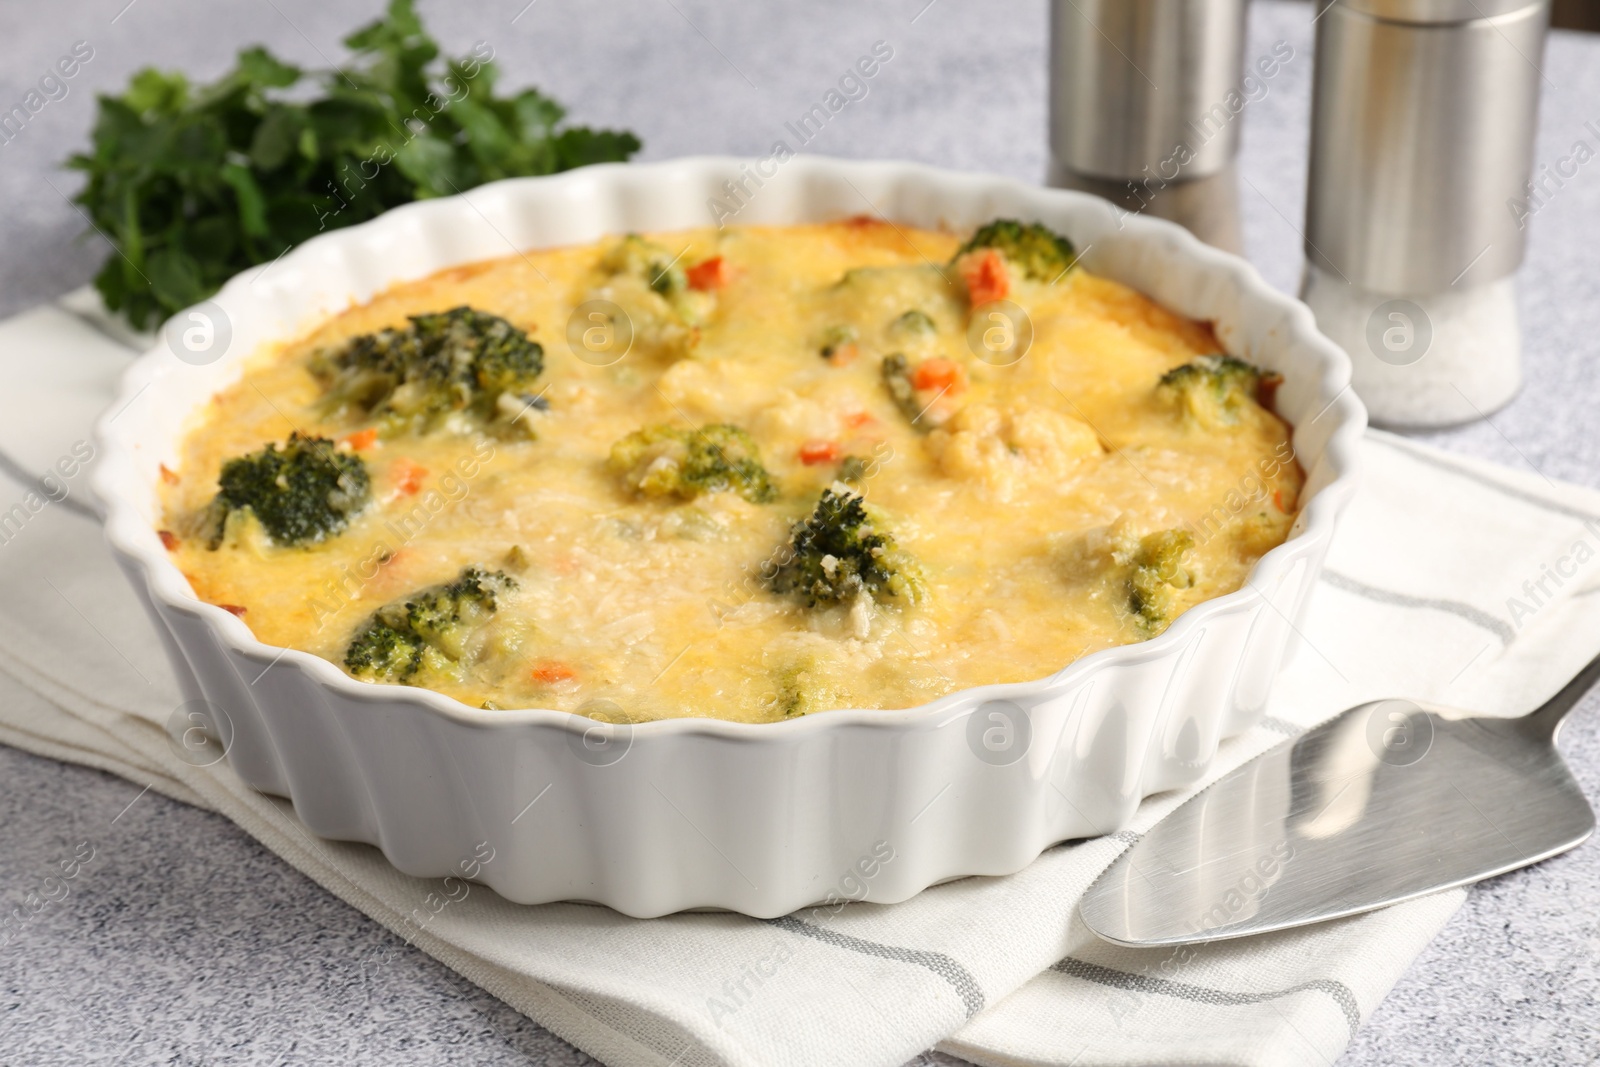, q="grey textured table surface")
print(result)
[3,1,1599,1064]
